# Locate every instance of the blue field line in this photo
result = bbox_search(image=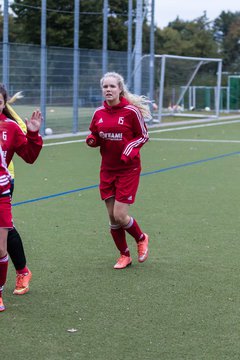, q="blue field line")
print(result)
[140,150,240,176]
[12,184,99,207]
[12,150,240,207]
